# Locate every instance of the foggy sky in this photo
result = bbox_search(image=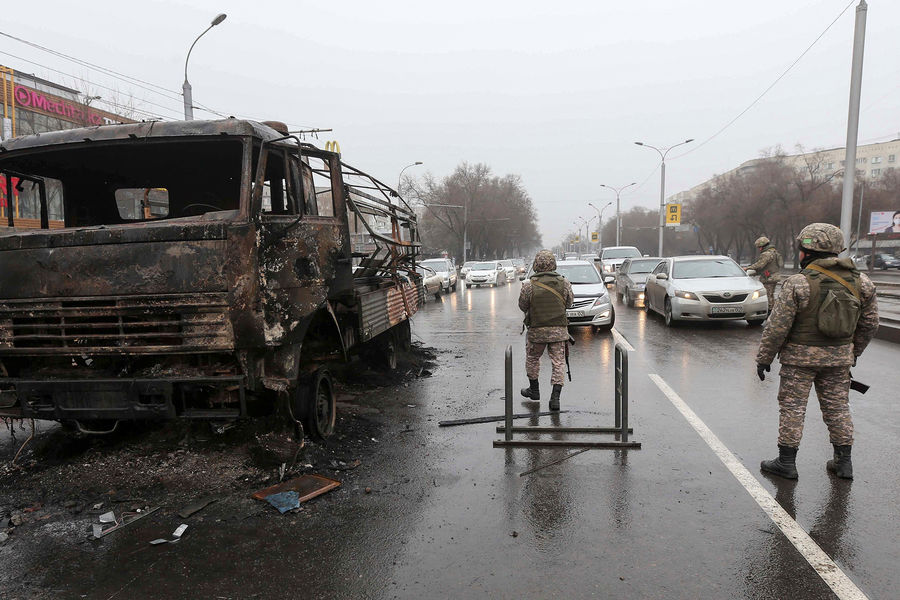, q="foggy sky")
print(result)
[3,0,898,247]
